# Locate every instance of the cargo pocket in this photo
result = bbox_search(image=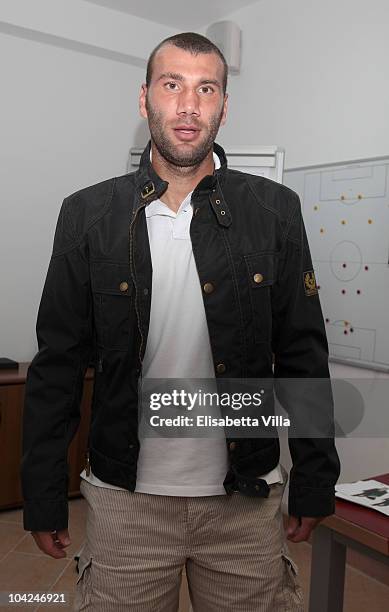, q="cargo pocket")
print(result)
[244,251,277,344]
[74,546,93,610]
[90,260,135,351]
[281,549,304,611]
